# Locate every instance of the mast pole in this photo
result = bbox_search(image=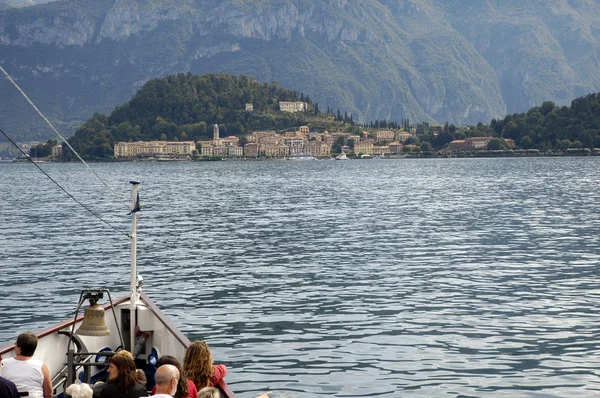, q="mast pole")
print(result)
[130,180,140,351]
